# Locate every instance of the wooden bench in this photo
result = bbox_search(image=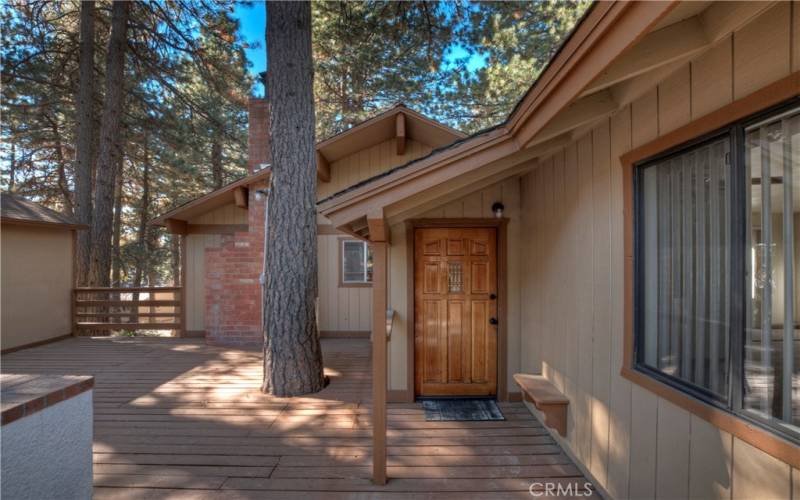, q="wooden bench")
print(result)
[513,373,569,437]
